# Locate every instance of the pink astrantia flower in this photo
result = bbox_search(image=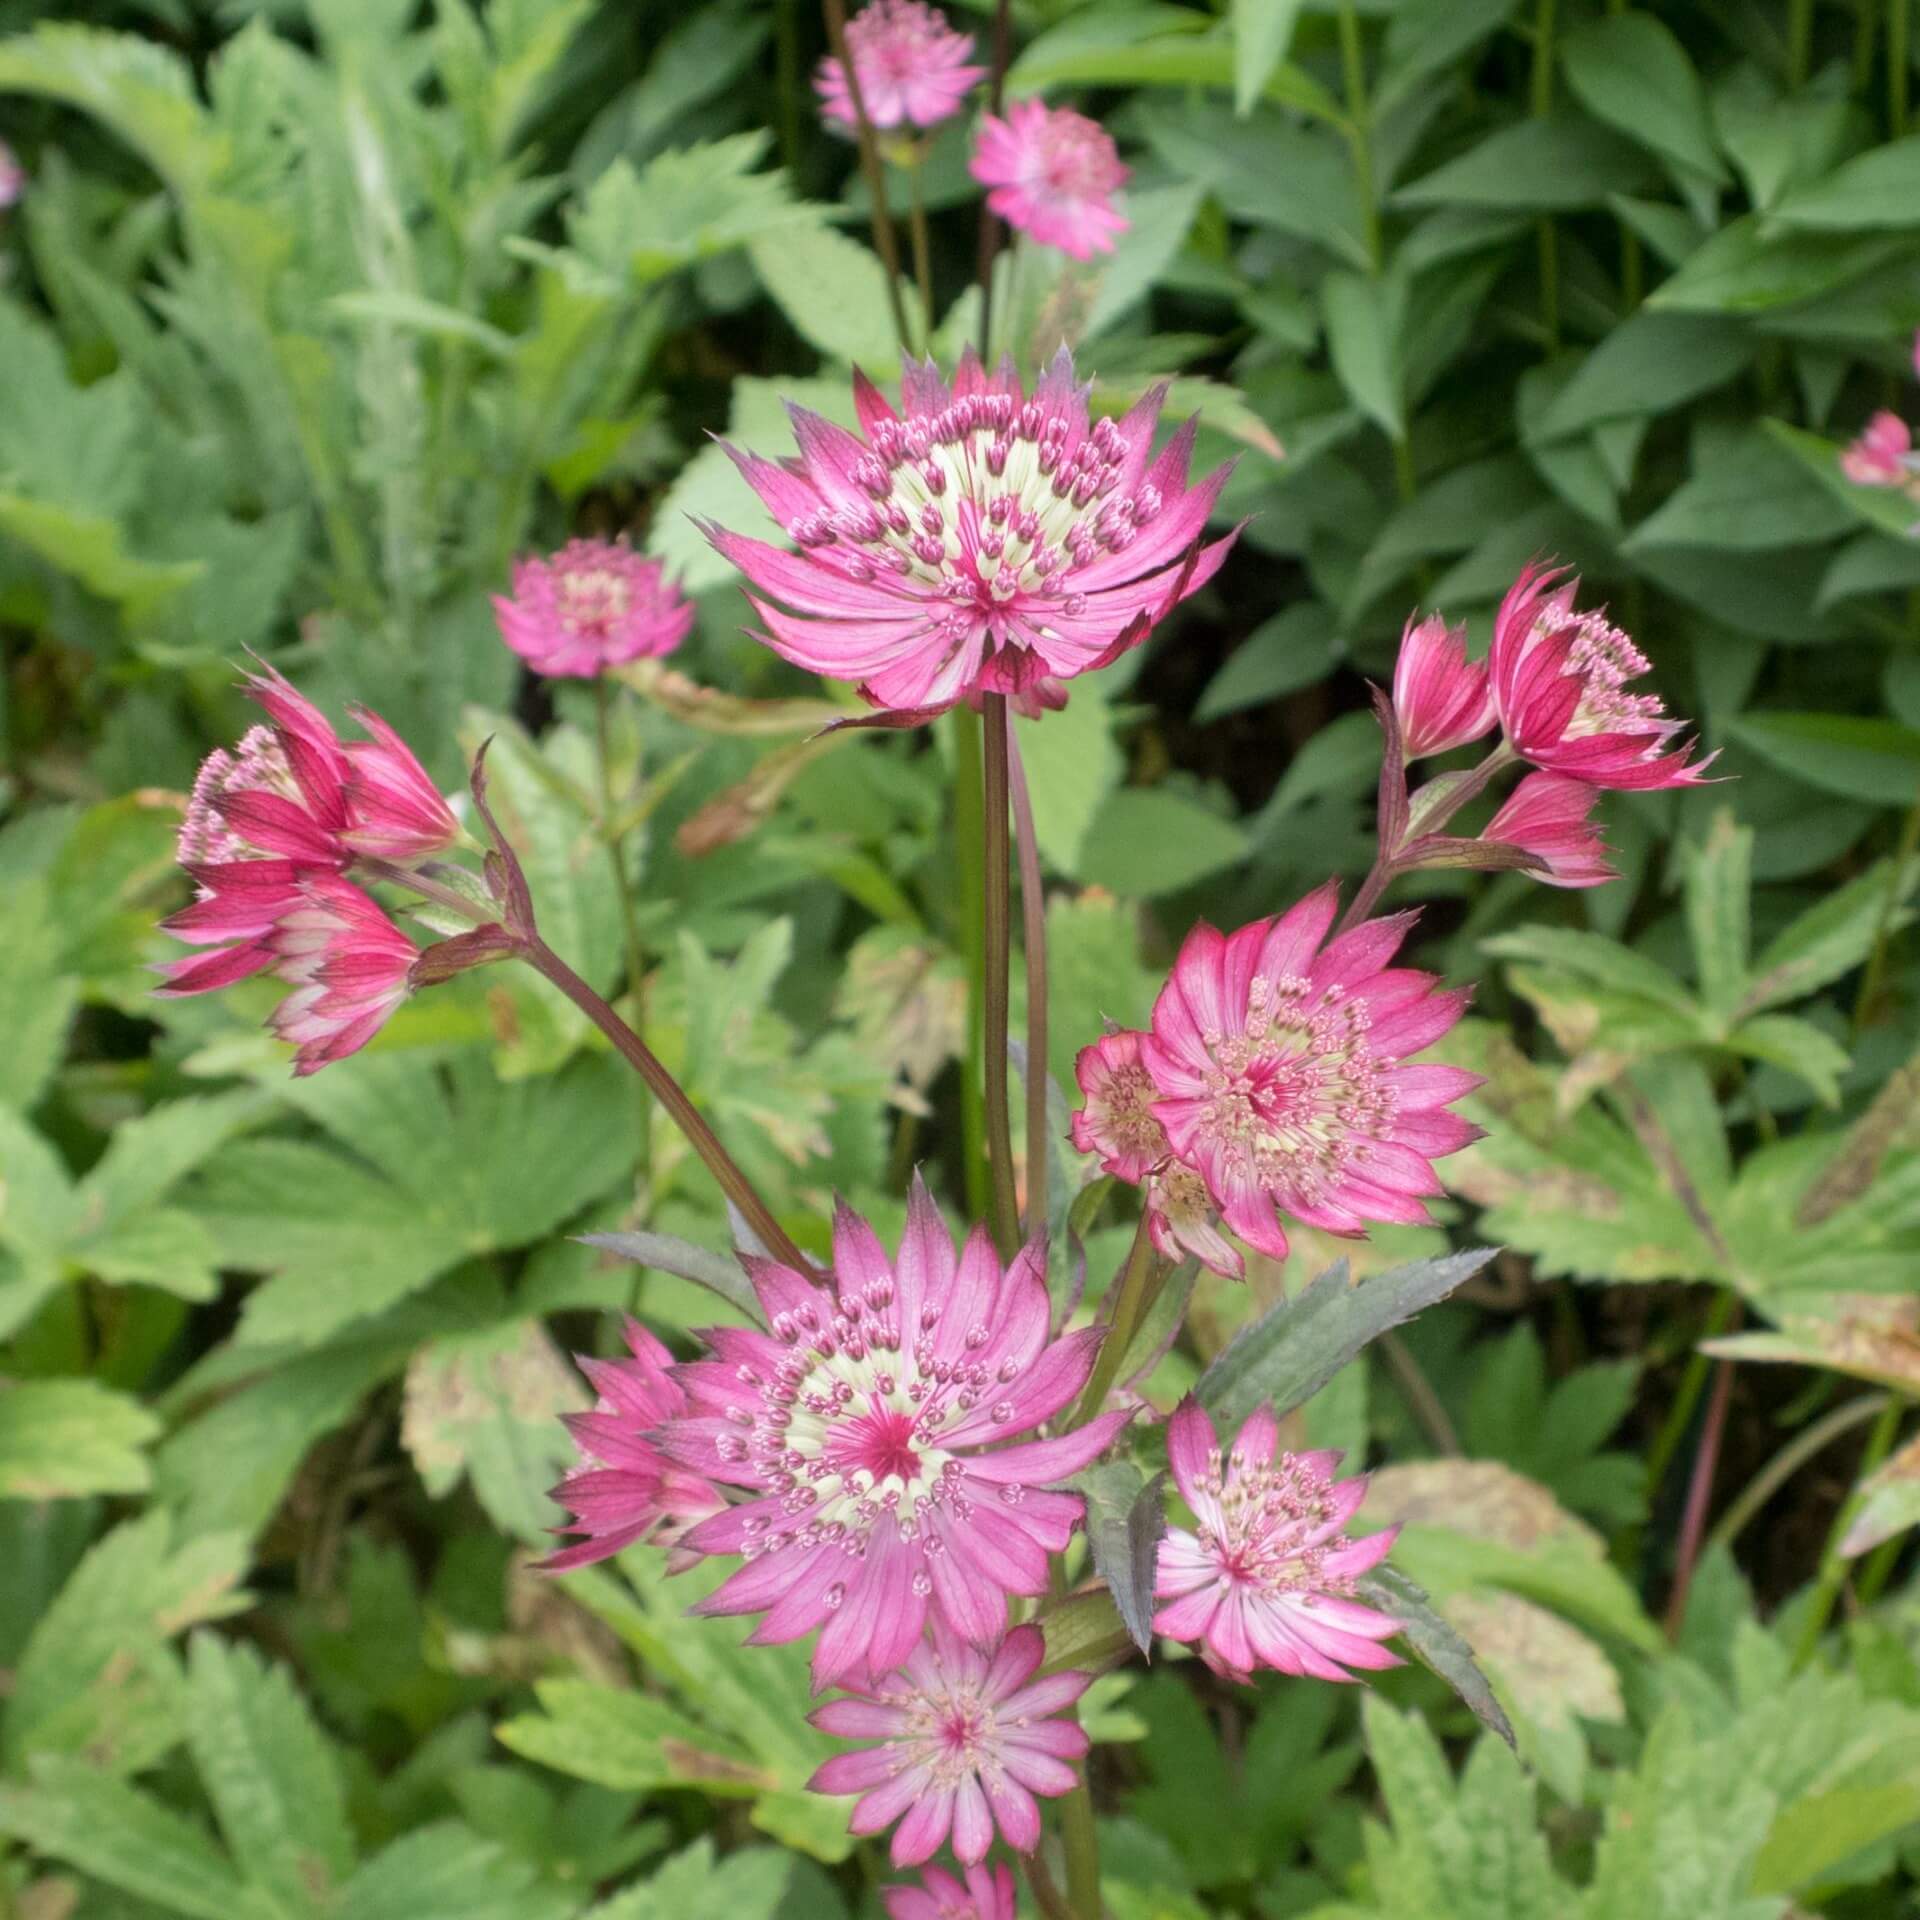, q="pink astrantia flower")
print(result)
[1842,409,1913,486]
[817,0,984,133]
[809,1623,1089,1866]
[543,1318,726,1574]
[1071,1029,1243,1278]
[494,539,694,679]
[1155,1398,1400,1685]
[705,347,1236,719]
[970,99,1129,261]
[340,707,460,862]
[1488,562,1712,790]
[1391,613,1496,761]
[265,875,417,1075]
[883,1863,1017,1920]
[1481,772,1614,889]
[655,1181,1131,1688]
[1138,884,1480,1265]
